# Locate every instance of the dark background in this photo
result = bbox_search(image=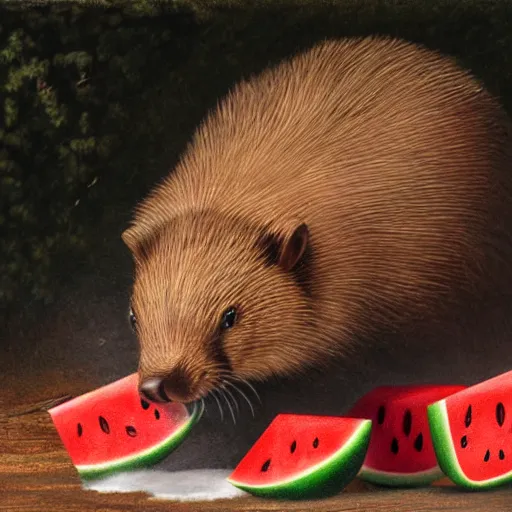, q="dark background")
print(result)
[2,0,512,470]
